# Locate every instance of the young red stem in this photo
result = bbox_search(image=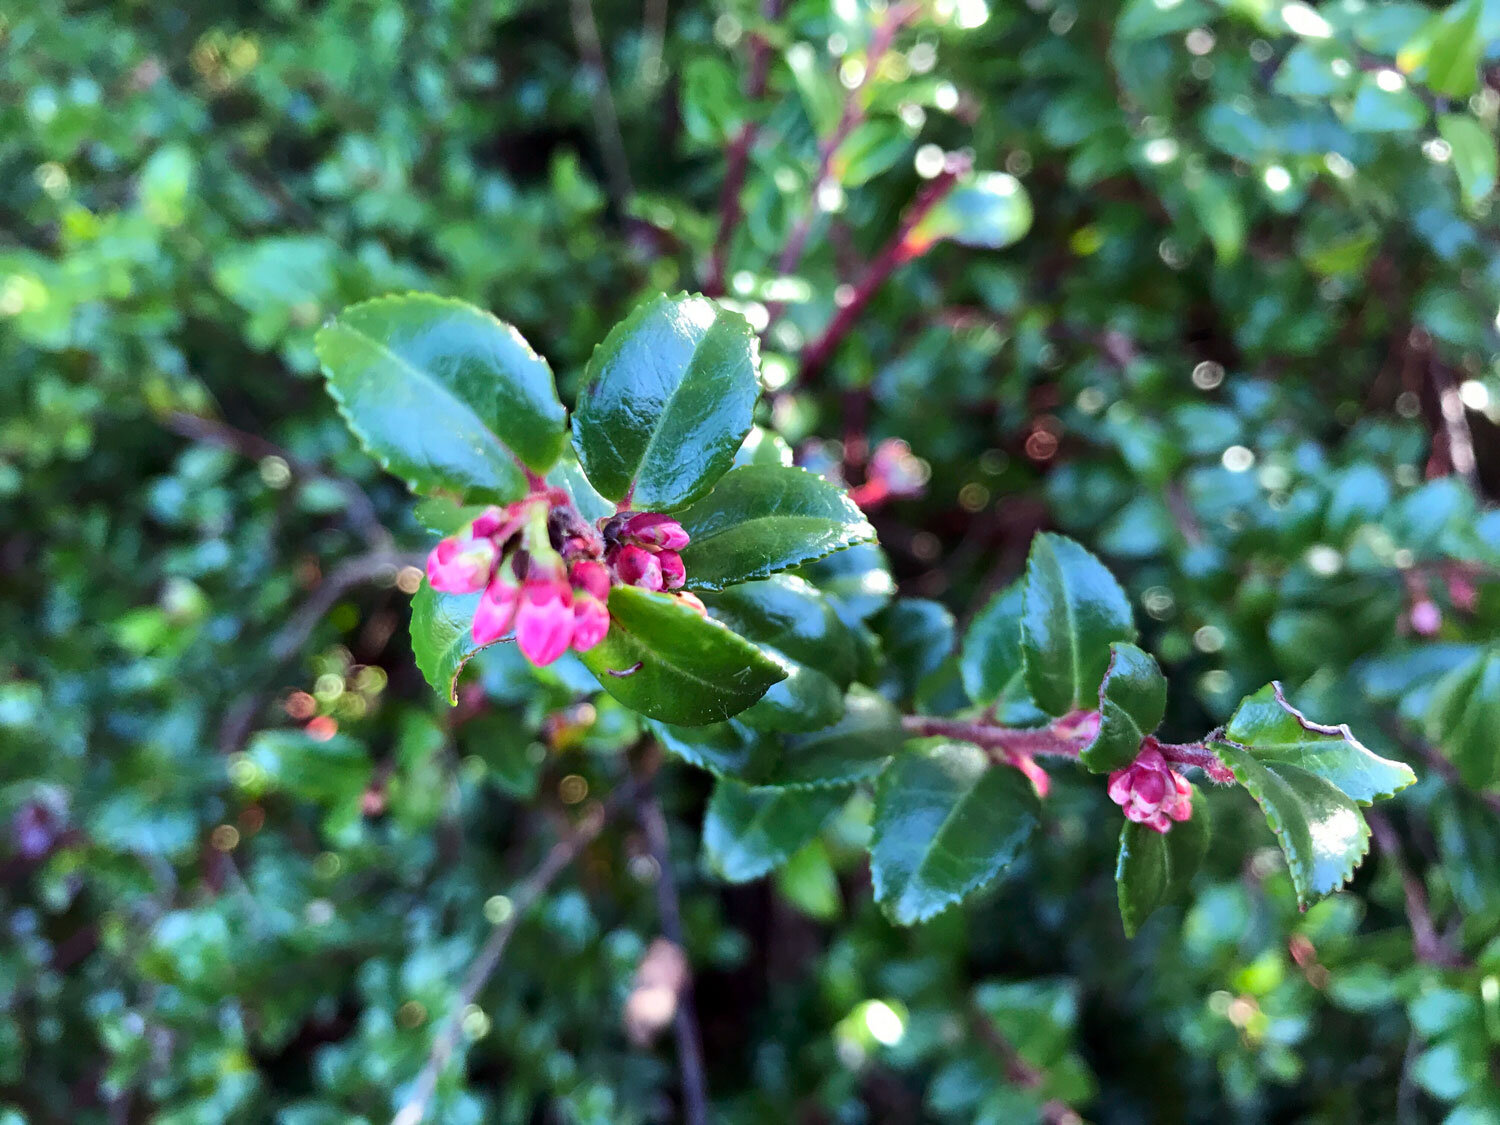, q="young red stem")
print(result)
[795,162,965,385]
[899,714,1236,784]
